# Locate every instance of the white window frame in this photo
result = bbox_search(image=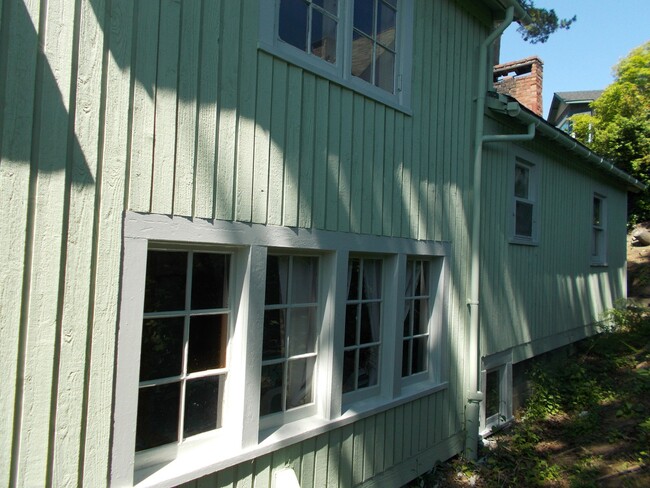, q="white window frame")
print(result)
[112,212,448,488]
[591,193,607,266]
[509,155,540,246]
[258,0,414,111]
[480,350,513,437]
